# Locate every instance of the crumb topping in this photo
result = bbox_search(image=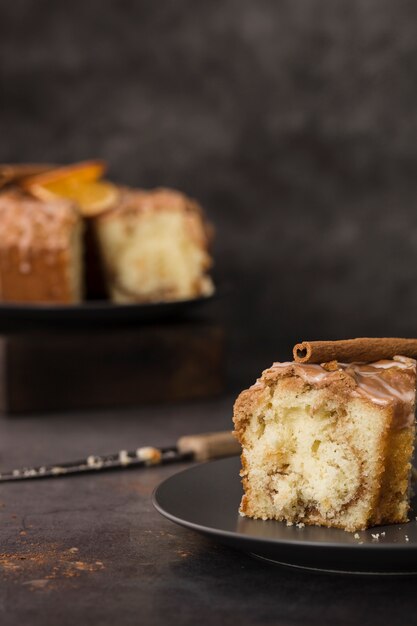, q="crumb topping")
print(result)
[252,357,416,429]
